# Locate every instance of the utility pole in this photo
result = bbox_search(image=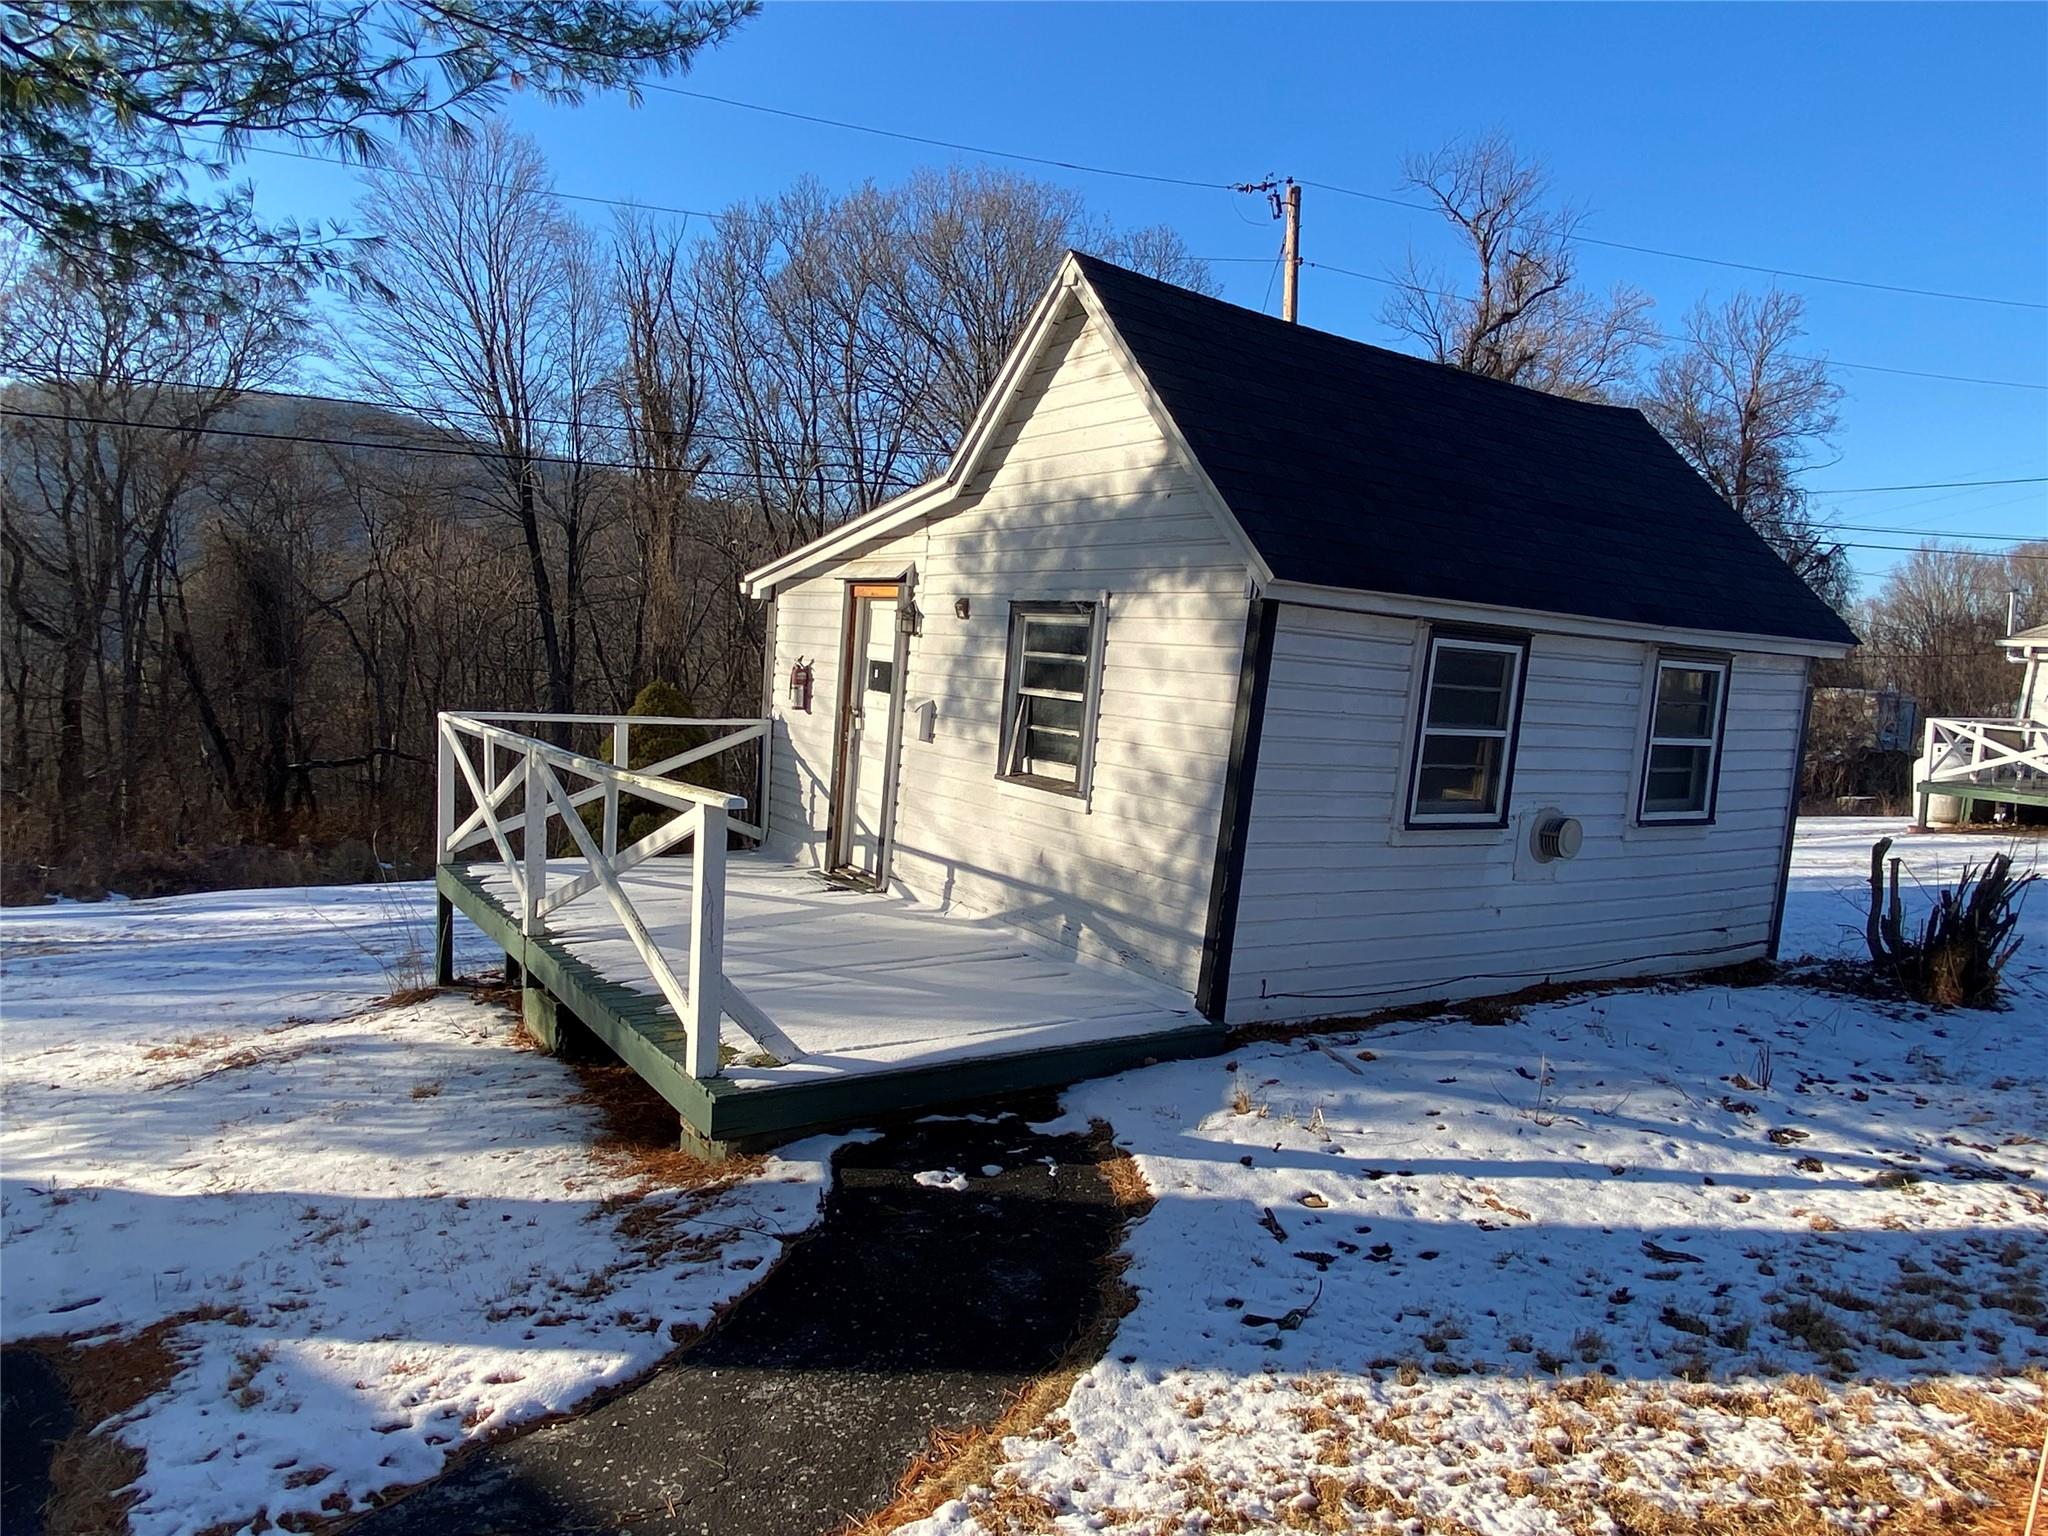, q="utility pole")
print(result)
[1280,180,1302,324]
[1230,177,1304,322]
